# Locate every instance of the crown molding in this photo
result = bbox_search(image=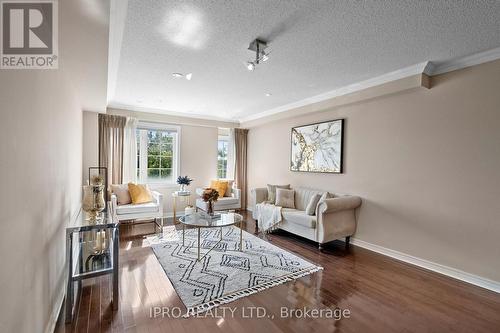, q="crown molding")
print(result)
[428,46,500,75]
[238,62,431,123]
[107,103,239,126]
